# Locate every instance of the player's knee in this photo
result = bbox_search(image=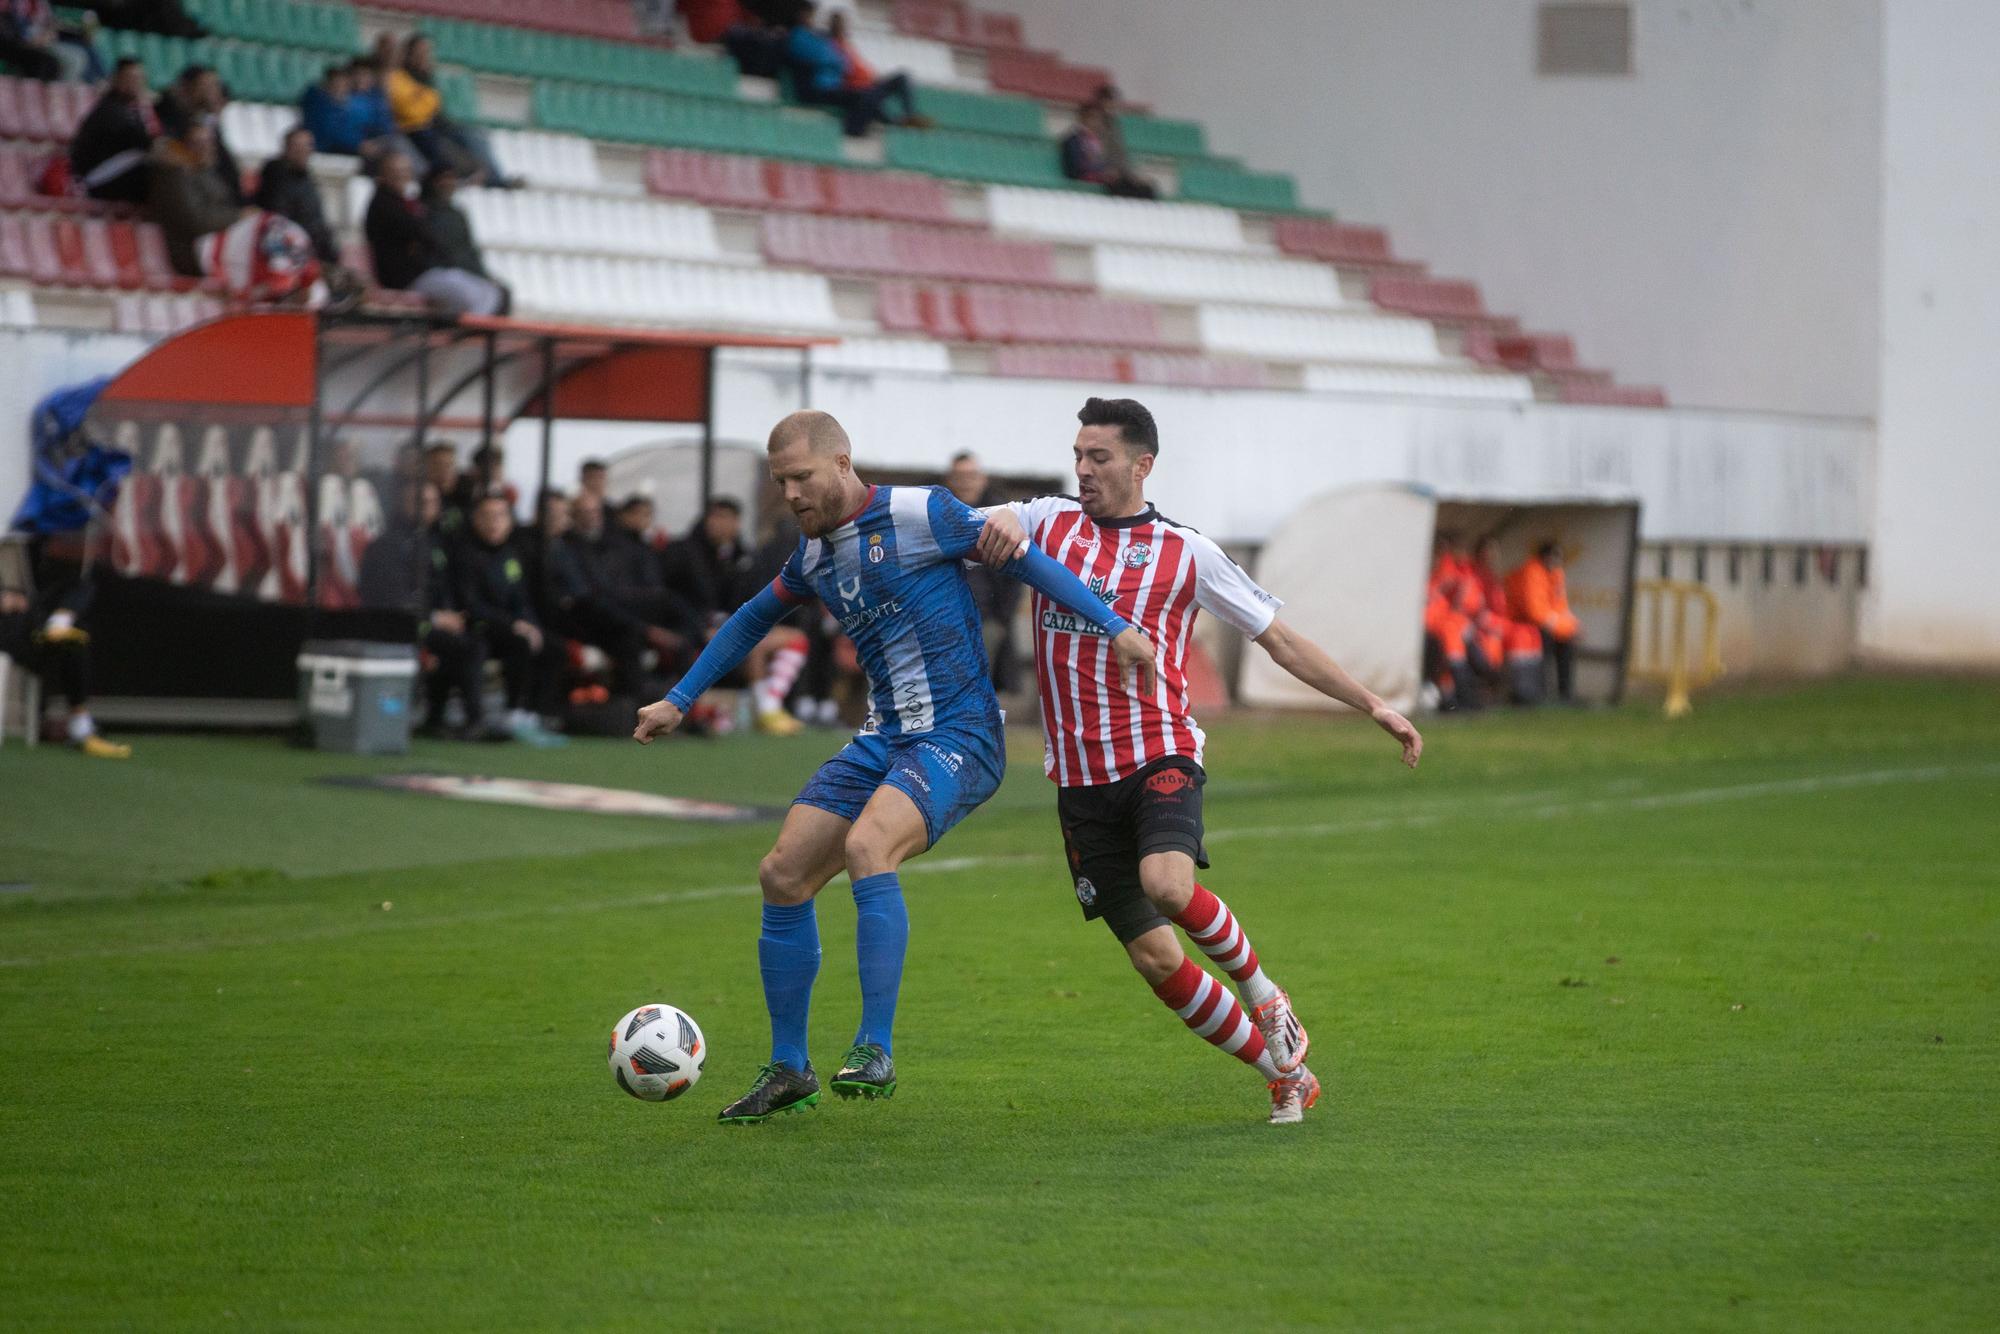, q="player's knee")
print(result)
[758,850,815,905]
[1138,861,1194,917]
[842,823,900,880]
[1125,930,1182,986]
